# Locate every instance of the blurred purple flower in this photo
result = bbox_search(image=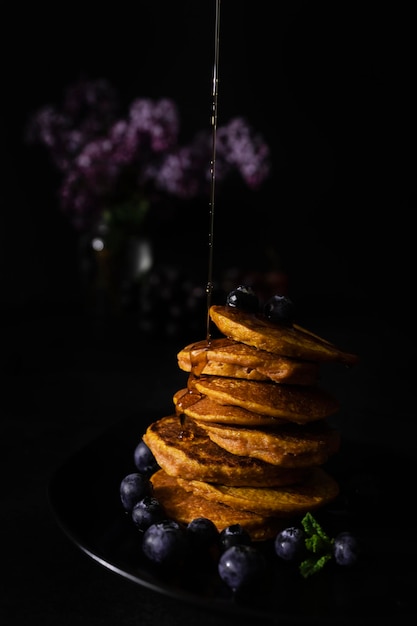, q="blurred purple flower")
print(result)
[26,78,121,174]
[216,118,271,188]
[26,78,271,232]
[128,98,180,152]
